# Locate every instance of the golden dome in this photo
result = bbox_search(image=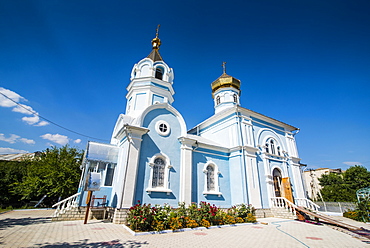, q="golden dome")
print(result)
[211,73,241,98]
